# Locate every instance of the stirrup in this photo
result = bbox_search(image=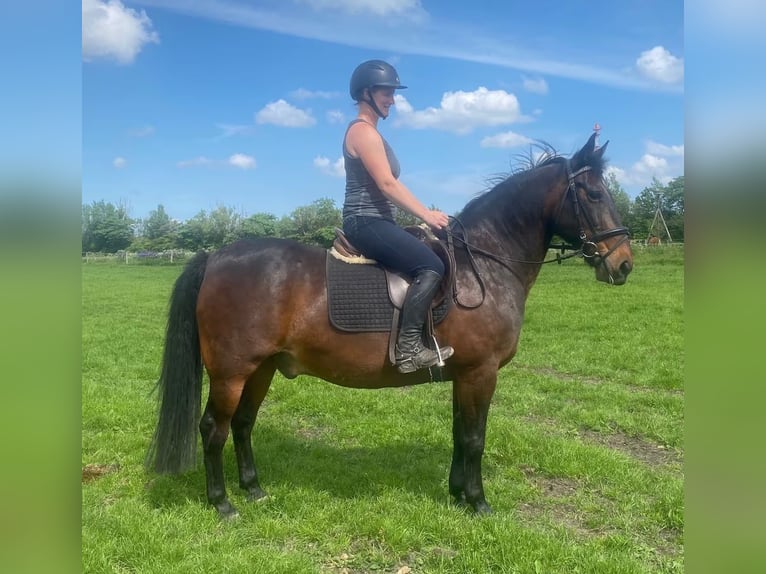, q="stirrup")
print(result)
[395,345,454,374]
